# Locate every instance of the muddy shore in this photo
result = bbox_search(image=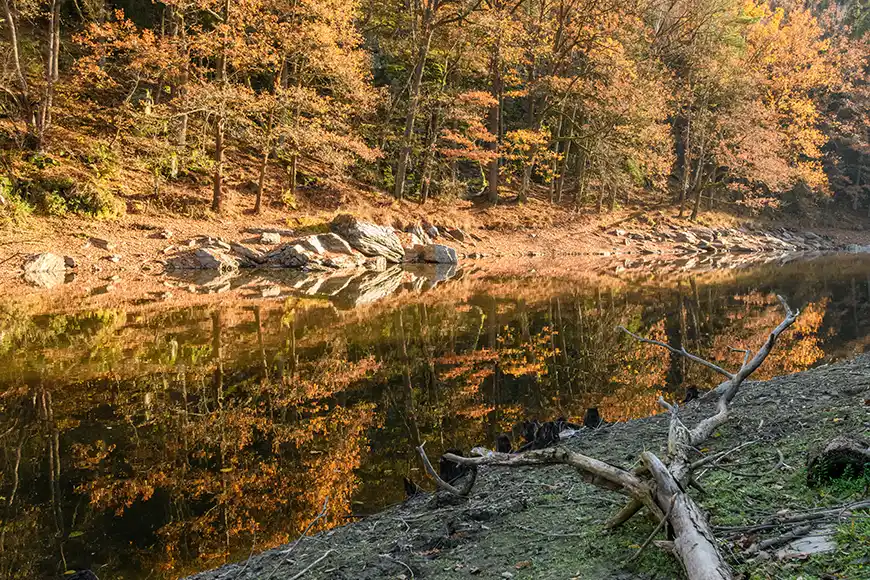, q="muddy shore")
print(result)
[186,355,870,580]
